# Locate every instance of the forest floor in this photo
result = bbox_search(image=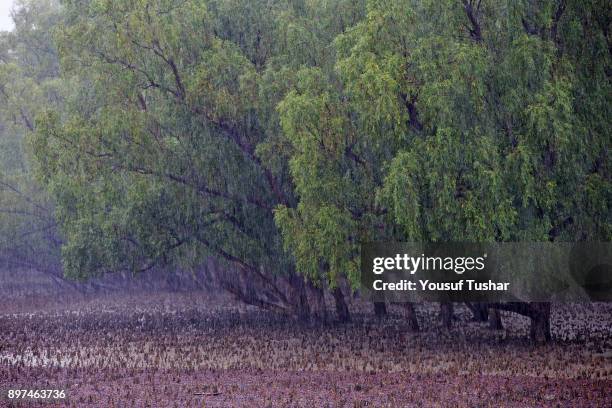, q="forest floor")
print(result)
[1,290,611,407]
